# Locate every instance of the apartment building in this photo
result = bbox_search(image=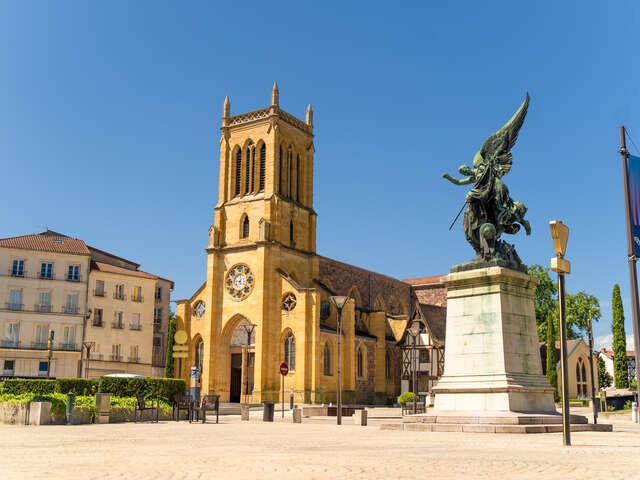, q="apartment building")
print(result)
[0,231,173,379]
